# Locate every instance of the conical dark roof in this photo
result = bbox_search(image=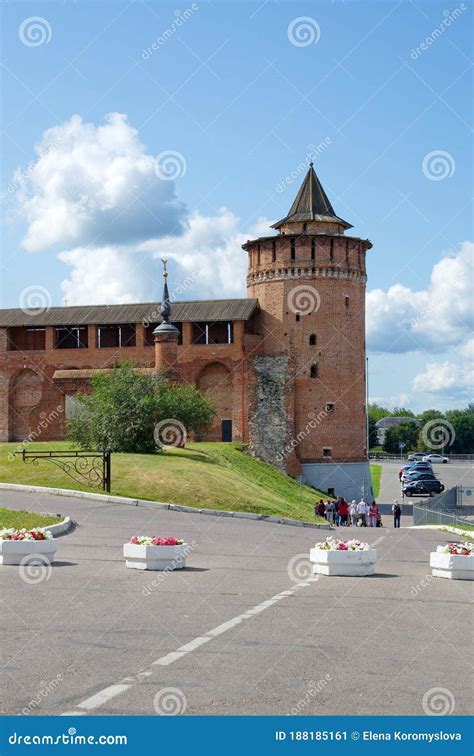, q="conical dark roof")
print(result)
[272,163,352,230]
